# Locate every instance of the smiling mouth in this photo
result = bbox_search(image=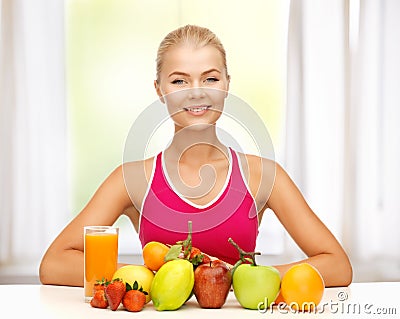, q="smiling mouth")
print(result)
[183,105,211,112]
